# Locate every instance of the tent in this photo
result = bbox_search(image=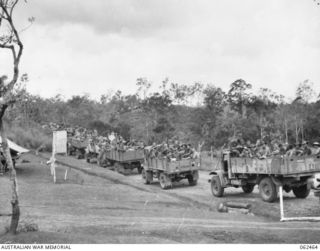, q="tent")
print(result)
[0,137,29,154]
